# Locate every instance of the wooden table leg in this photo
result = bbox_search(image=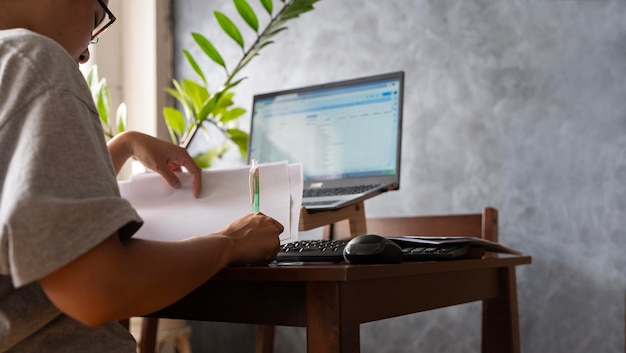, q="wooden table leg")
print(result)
[306,282,360,353]
[255,325,275,353]
[482,267,520,353]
